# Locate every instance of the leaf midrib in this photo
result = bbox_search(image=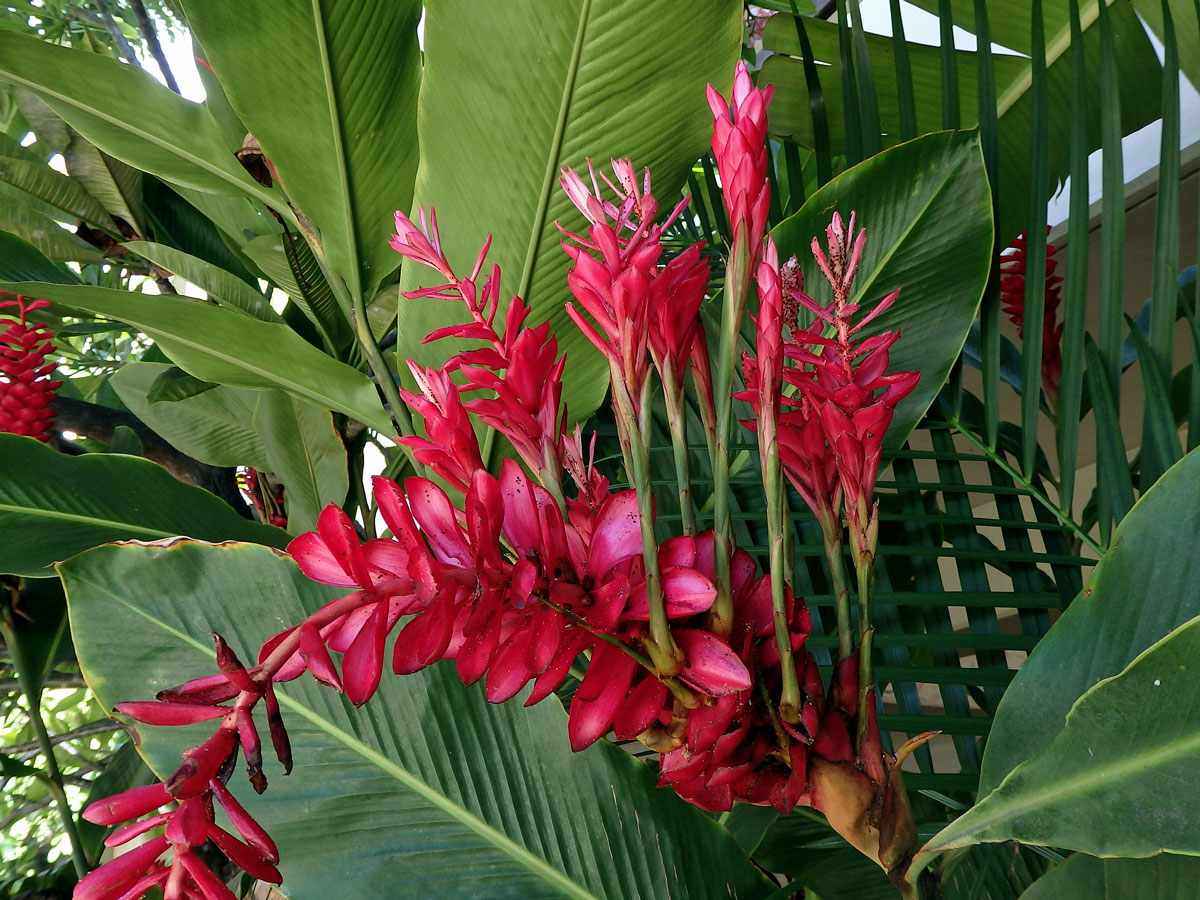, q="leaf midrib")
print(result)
[516,0,594,302]
[92,572,605,900]
[310,0,361,299]
[0,502,166,536]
